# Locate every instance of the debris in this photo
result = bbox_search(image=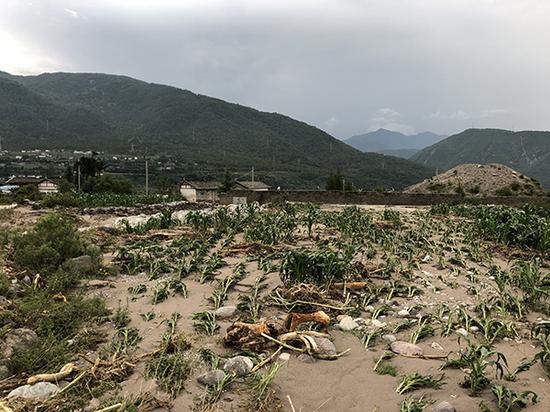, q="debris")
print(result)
[8,382,59,400]
[52,293,67,303]
[278,353,291,362]
[284,310,330,332]
[397,309,410,318]
[456,328,468,338]
[223,356,254,376]
[27,362,77,384]
[84,279,113,288]
[224,321,279,350]
[431,342,444,351]
[331,281,369,290]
